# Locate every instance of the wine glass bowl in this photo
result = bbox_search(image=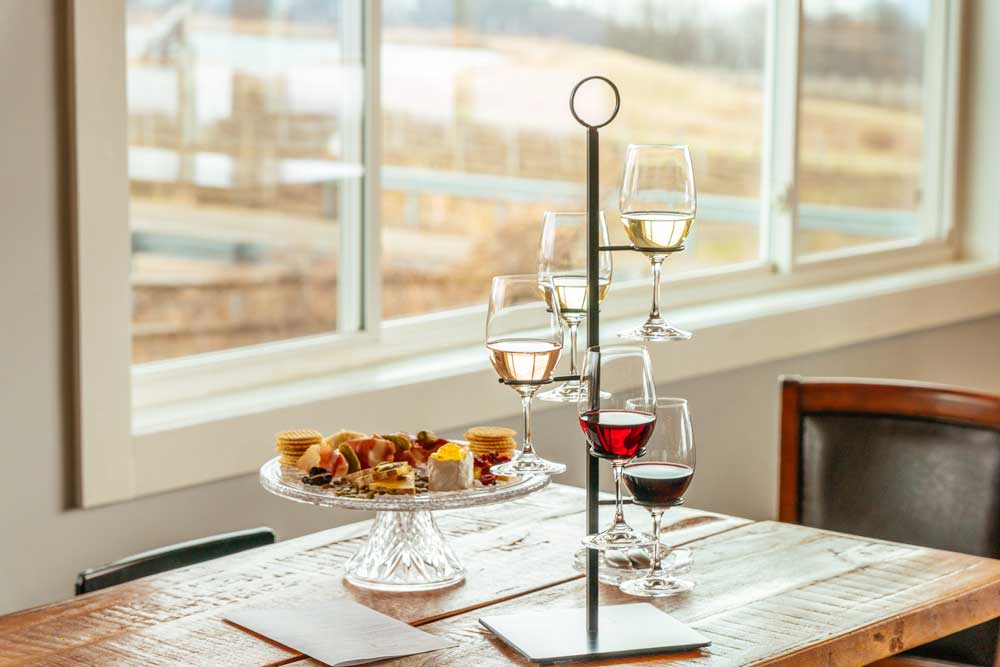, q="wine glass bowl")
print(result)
[536,211,612,403]
[578,345,657,550]
[578,409,653,460]
[619,397,697,597]
[486,275,567,476]
[617,144,696,342]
